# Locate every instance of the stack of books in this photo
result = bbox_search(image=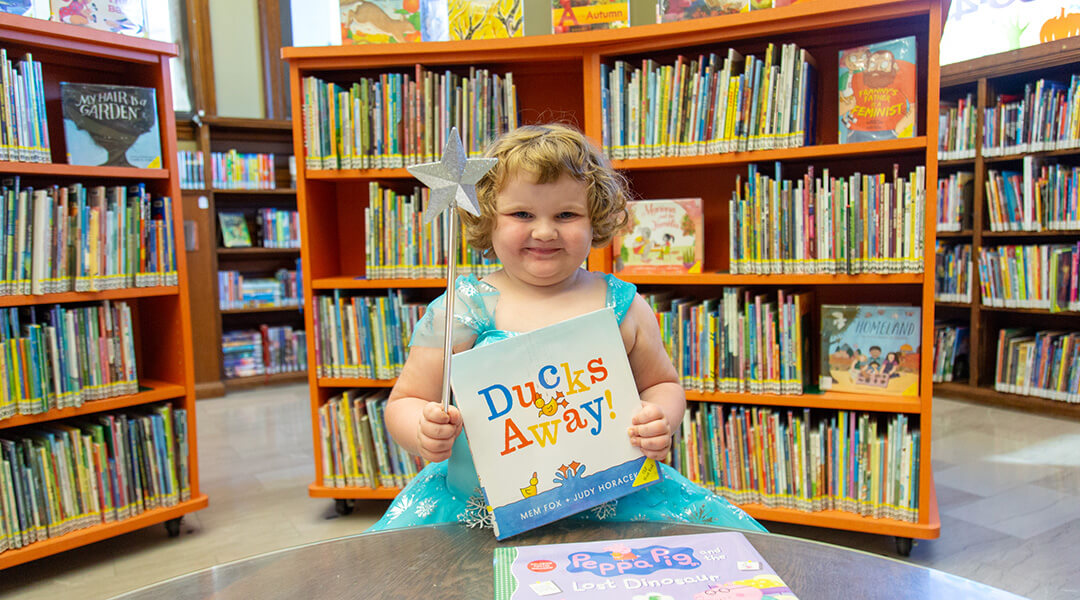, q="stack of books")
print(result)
[312,290,424,380]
